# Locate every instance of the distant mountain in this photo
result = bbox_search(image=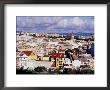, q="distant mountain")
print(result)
[16,31,94,36]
